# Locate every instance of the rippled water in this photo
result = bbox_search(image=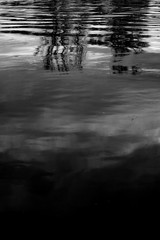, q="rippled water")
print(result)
[0,0,160,159]
[0,1,160,214]
[1,0,159,71]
